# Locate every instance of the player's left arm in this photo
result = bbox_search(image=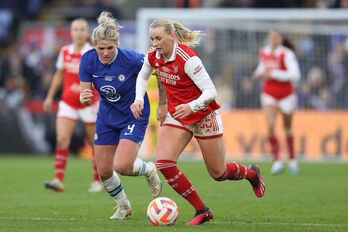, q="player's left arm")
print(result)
[270,51,301,82]
[154,71,167,126]
[173,56,217,119]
